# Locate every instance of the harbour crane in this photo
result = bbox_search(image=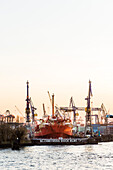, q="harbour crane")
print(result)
[60,80,105,136]
[25,81,30,123]
[25,81,37,124]
[30,97,37,123]
[100,103,108,124]
[84,80,93,135]
[69,97,76,123]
